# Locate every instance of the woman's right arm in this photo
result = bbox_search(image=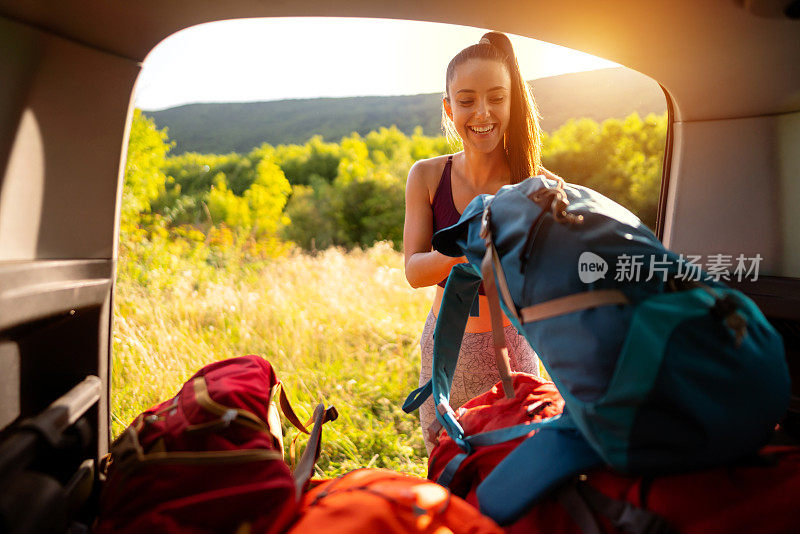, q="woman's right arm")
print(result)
[403,160,464,289]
